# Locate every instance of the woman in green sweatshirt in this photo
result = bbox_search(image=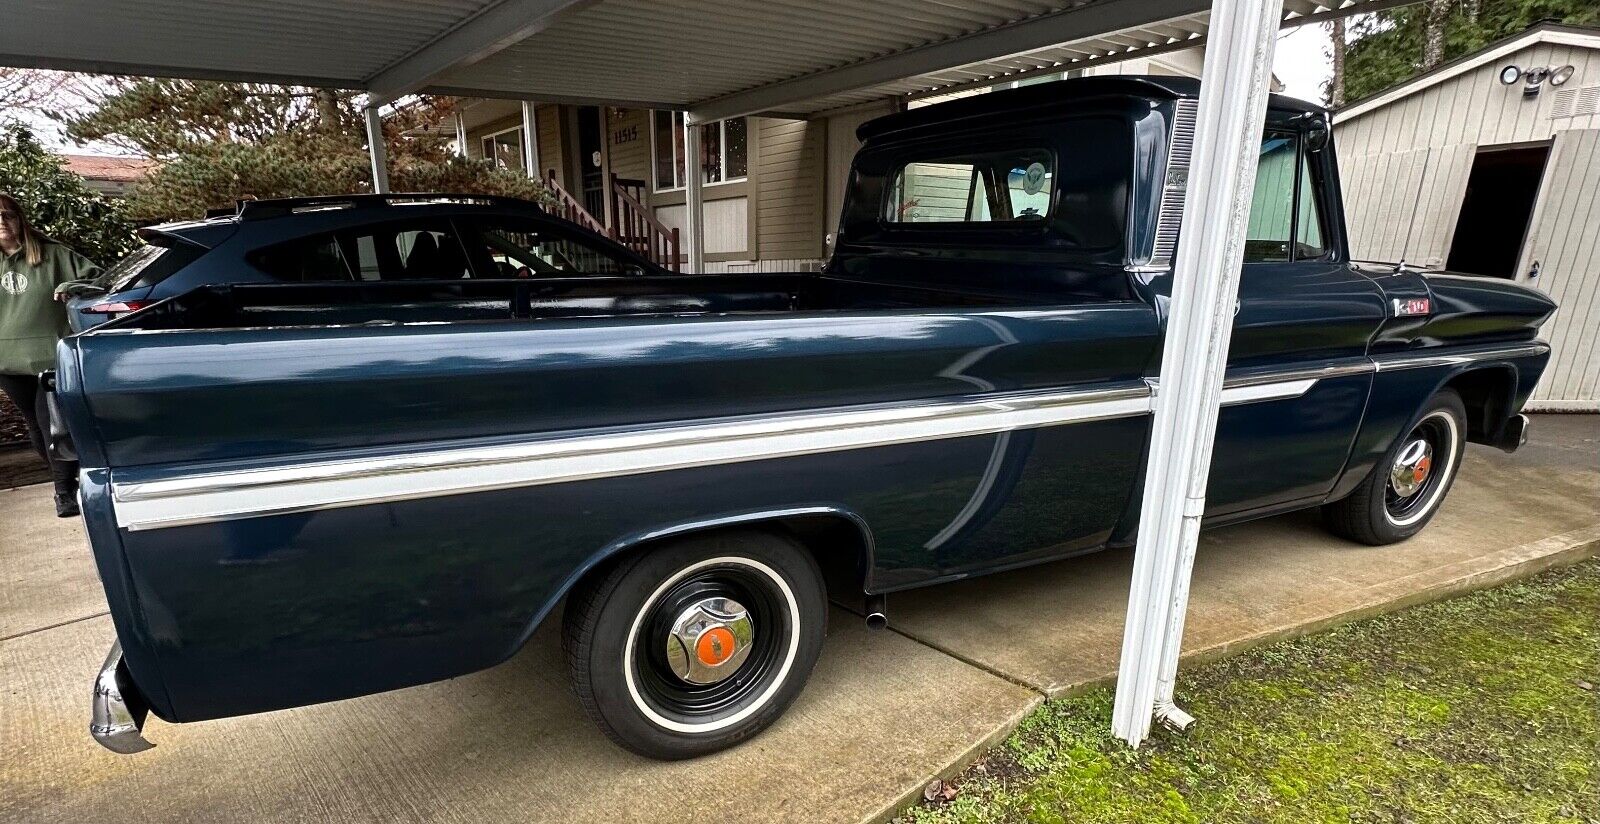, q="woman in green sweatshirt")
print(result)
[0,193,100,516]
